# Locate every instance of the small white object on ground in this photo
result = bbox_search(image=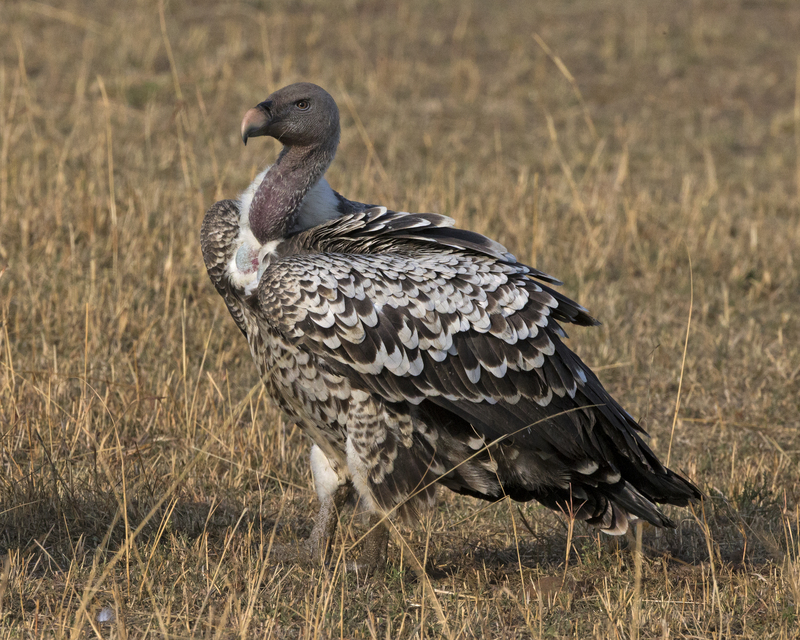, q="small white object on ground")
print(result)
[97,606,115,623]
